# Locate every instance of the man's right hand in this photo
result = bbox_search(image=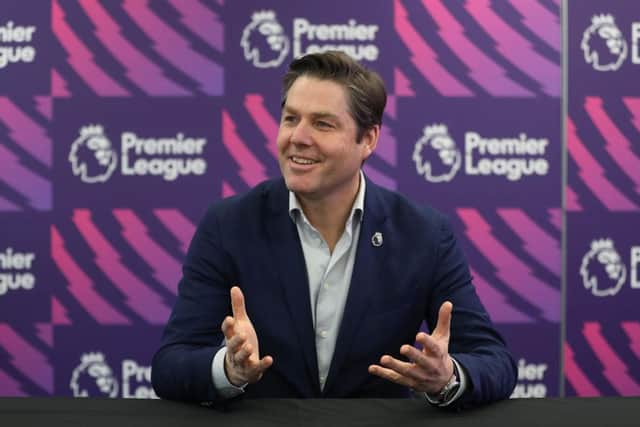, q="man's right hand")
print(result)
[221,286,273,387]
